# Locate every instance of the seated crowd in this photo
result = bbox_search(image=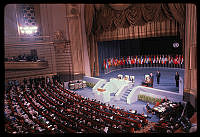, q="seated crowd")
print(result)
[4,75,196,133]
[5,76,149,134]
[145,97,196,133]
